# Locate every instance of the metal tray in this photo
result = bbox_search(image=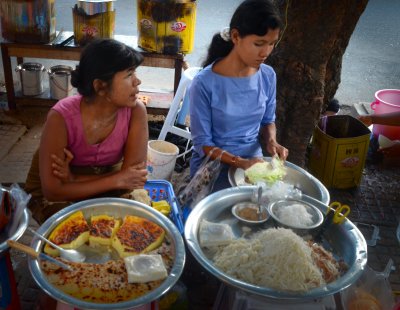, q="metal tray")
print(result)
[228,157,330,205]
[29,198,185,310]
[184,186,367,300]
[0,208,29,253]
